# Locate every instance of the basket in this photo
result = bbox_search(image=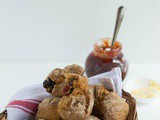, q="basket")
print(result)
[122,90,138,120]
[0,90,138,120]
[0,110,7,120]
